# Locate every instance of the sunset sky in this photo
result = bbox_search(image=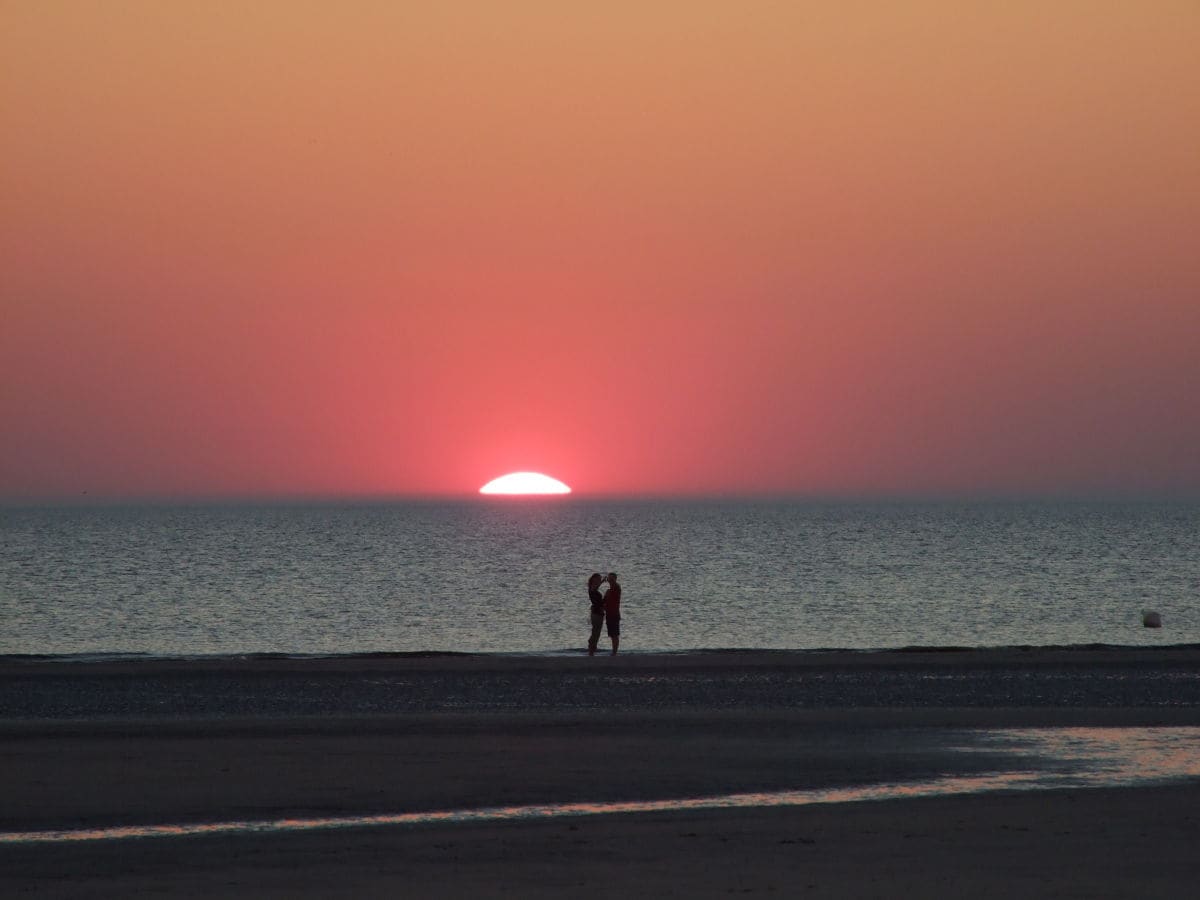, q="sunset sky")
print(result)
[3,2,1198,500]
